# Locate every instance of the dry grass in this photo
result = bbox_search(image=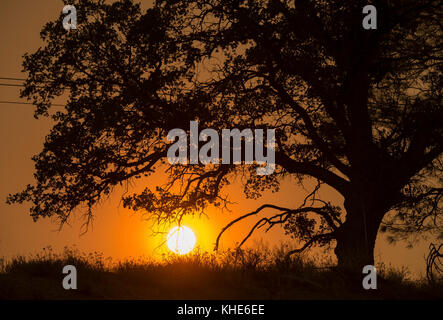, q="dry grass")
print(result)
[0,246,441,299]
